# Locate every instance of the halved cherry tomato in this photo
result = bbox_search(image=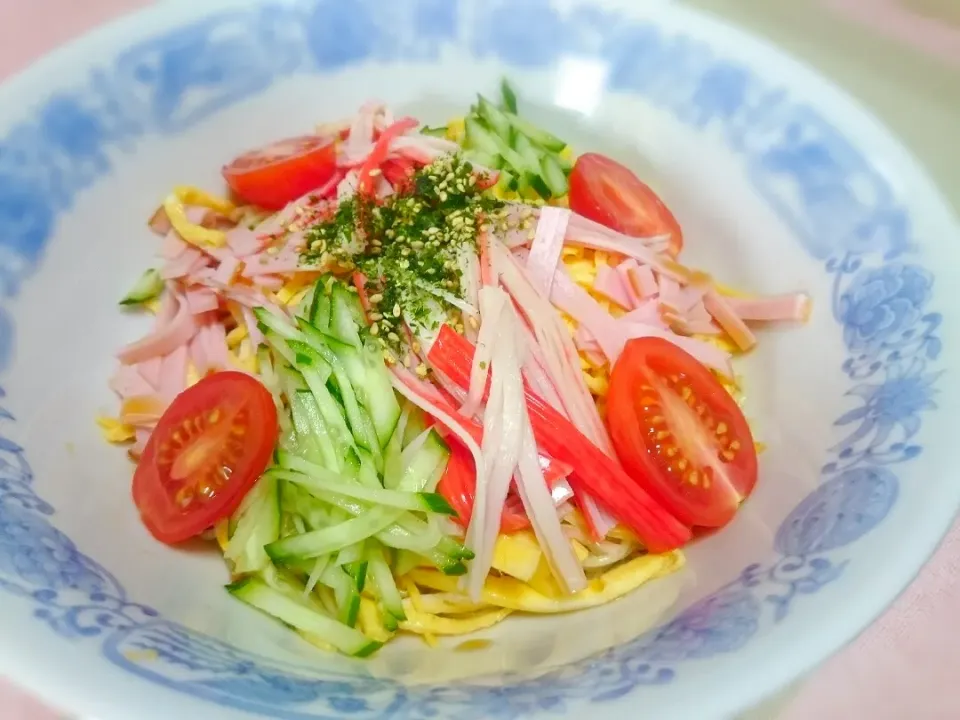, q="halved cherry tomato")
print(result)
[222,135,339,210]
[569,152,683,255]
[606,338,758,529]
[132,371,278,544]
